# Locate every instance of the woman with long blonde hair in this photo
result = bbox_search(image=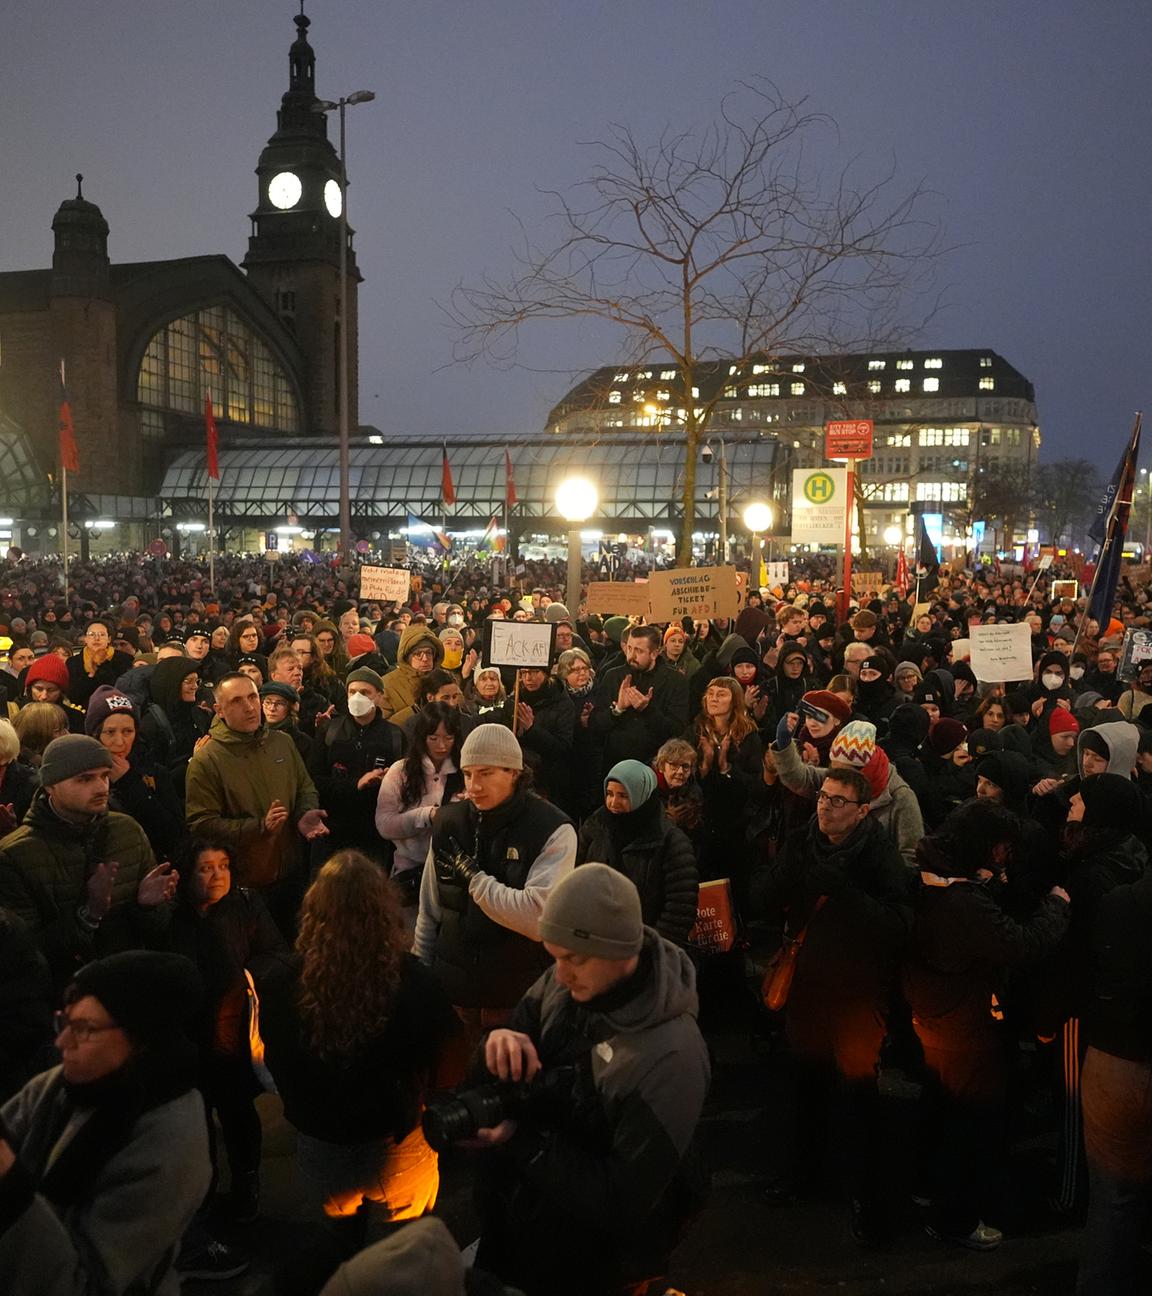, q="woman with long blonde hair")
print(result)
[261,850,458,1255]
